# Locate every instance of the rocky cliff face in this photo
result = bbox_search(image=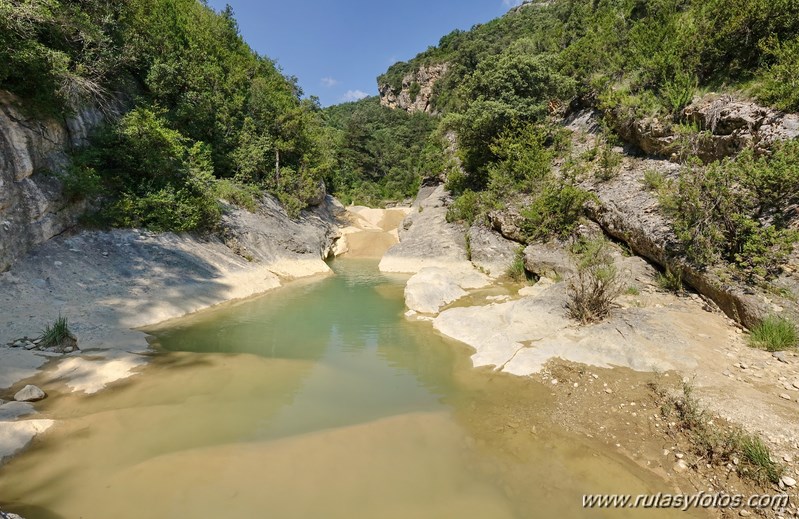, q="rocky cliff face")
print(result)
[0,92,105,272]
[610,94,799,162]
[378,63,449,114]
